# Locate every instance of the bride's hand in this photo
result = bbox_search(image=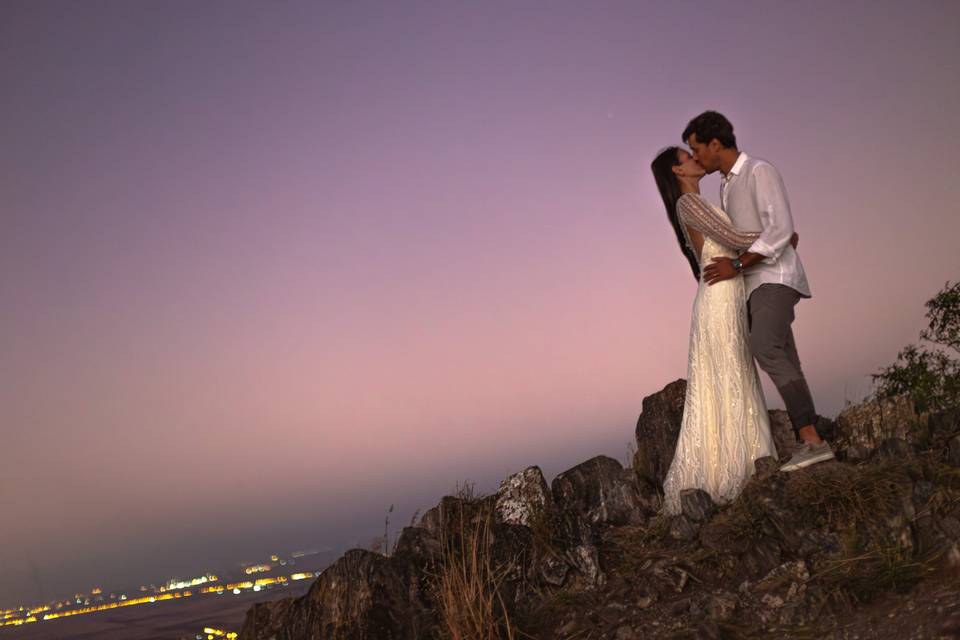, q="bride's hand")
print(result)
[790,232,799,249]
